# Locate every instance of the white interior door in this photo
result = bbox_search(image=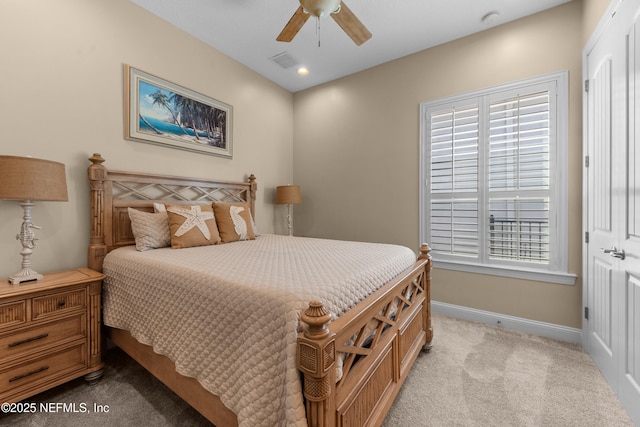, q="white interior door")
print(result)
[619,7,640,416]
[585,0,640,423]
[586,12,618,387]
